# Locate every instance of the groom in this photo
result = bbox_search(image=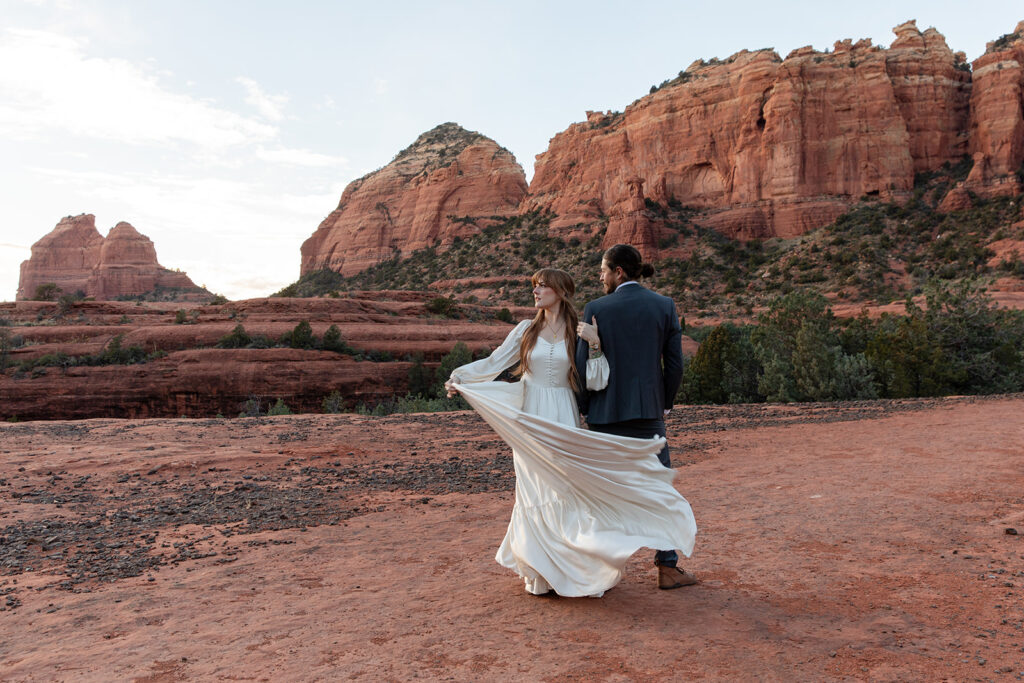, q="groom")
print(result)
[574,243,697,590]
